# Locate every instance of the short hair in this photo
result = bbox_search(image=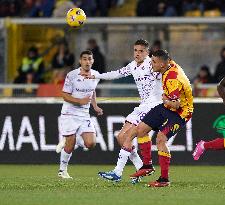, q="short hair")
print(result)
[80,50,93,58]
[134,39,149,49]
[152,49,170,61]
